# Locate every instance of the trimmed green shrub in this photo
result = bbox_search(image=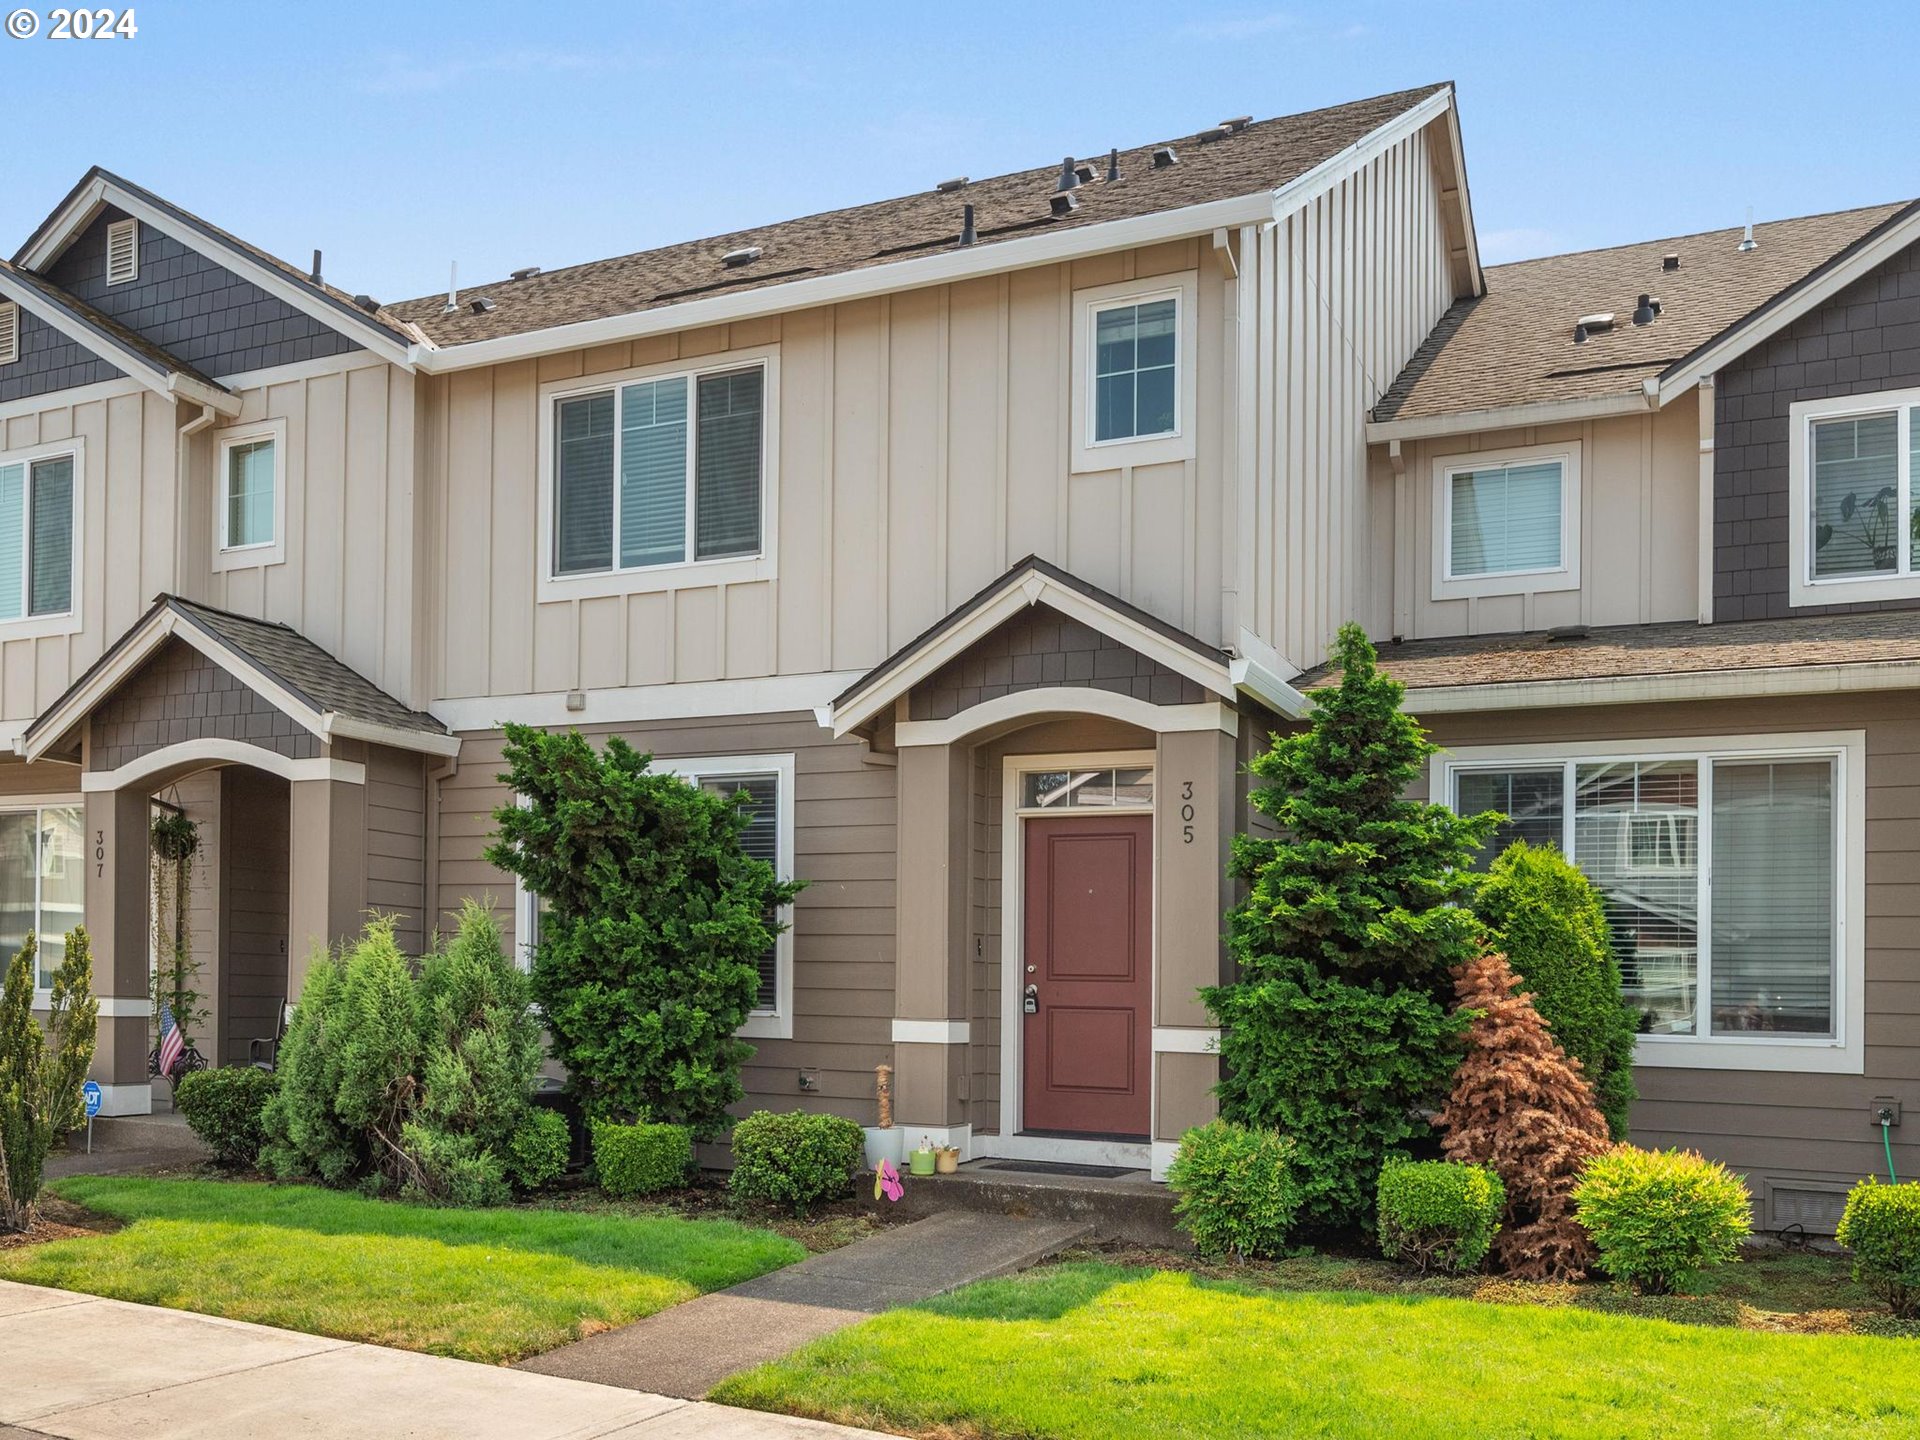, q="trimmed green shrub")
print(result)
[506,1108,571,1191]
[1574,1145,1751,1294]
[261,949,358,1183]
[1205,624,1500,1231]
[1472,843,1637,1138]
[593,1119,692,1197]
[728,1110,864,1214]
[1165,1120,1304,1261]
[1836,1178,1920,1318]
[486,725,804,1139]
[402,1124,509,1207]
[175,1067,278,1168]
[1376,1159,1504,1274]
